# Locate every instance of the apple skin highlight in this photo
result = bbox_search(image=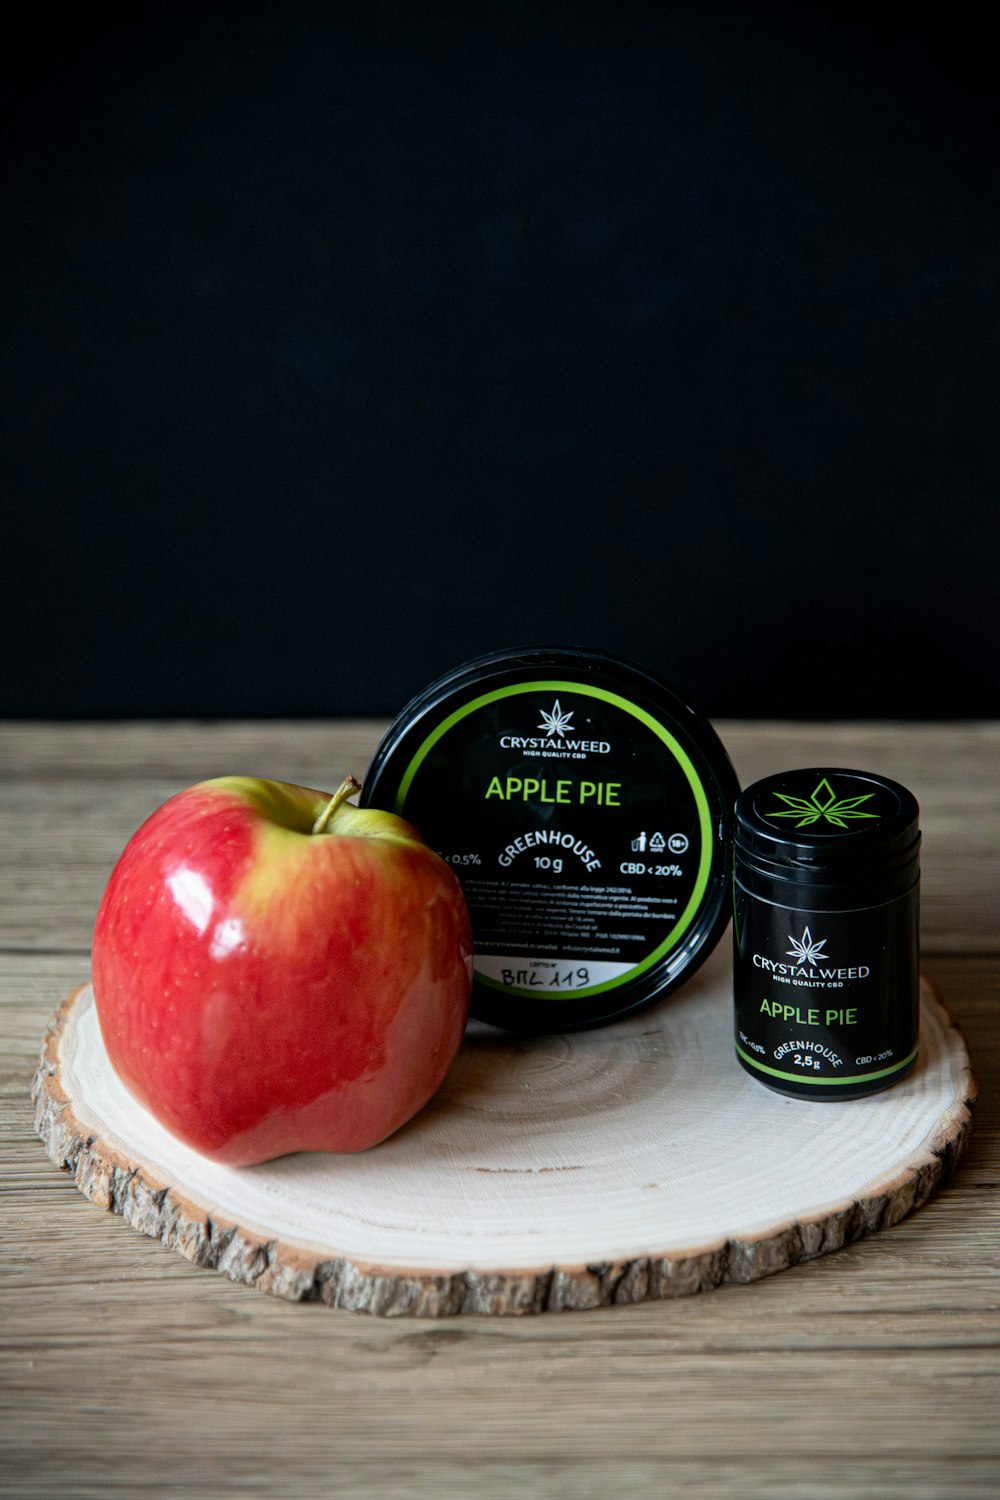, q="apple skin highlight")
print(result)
[92,778,472,1165]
